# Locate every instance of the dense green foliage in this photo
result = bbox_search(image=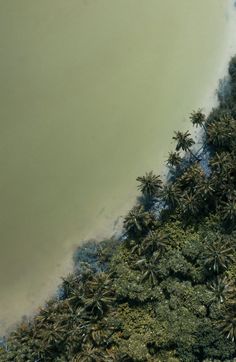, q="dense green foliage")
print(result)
[1,56,236,361]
